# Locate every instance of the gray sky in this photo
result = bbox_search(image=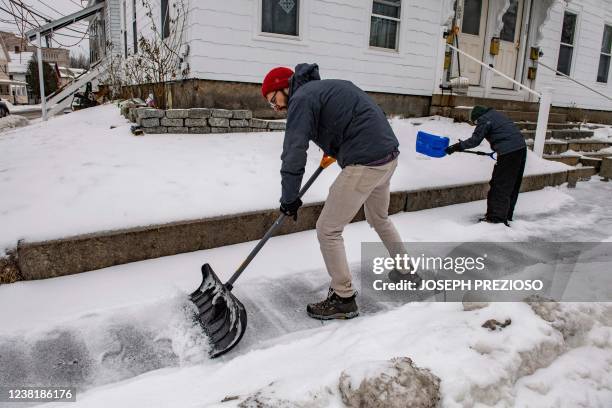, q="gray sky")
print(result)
[0,0,90,58]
